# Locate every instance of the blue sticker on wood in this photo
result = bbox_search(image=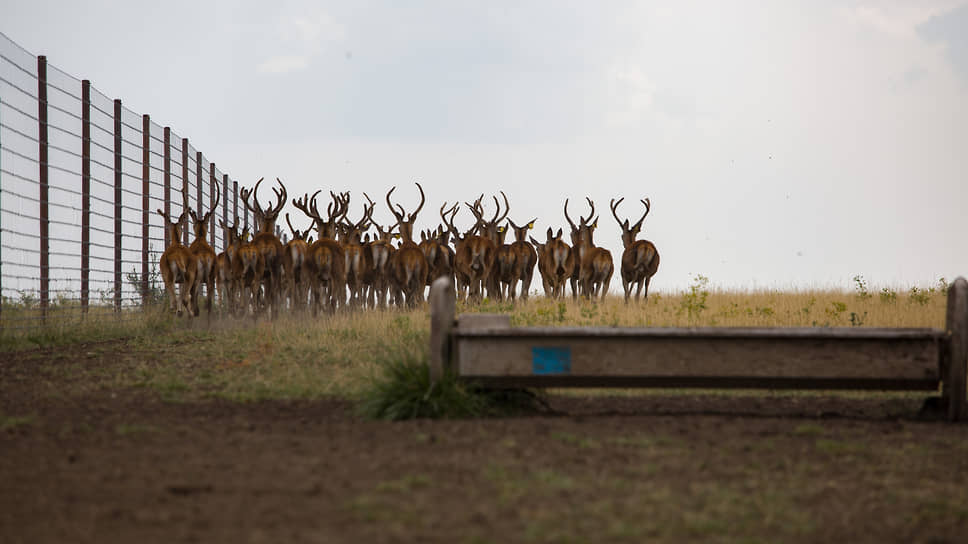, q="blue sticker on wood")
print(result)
[532,347,572,375]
